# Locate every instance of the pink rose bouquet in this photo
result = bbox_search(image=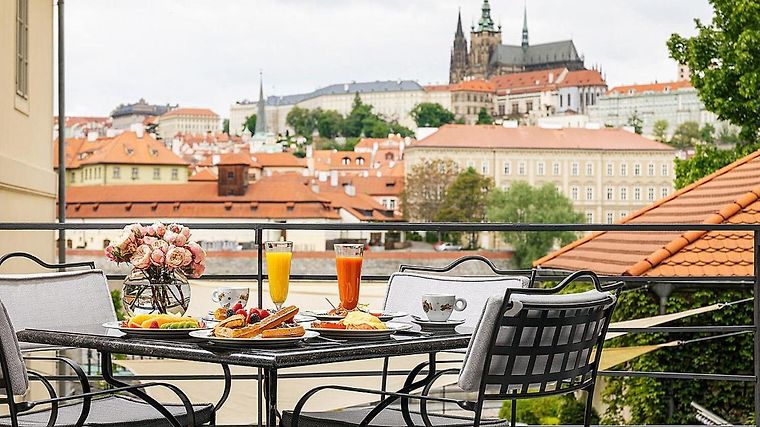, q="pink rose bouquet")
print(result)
[105,222,207,279]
